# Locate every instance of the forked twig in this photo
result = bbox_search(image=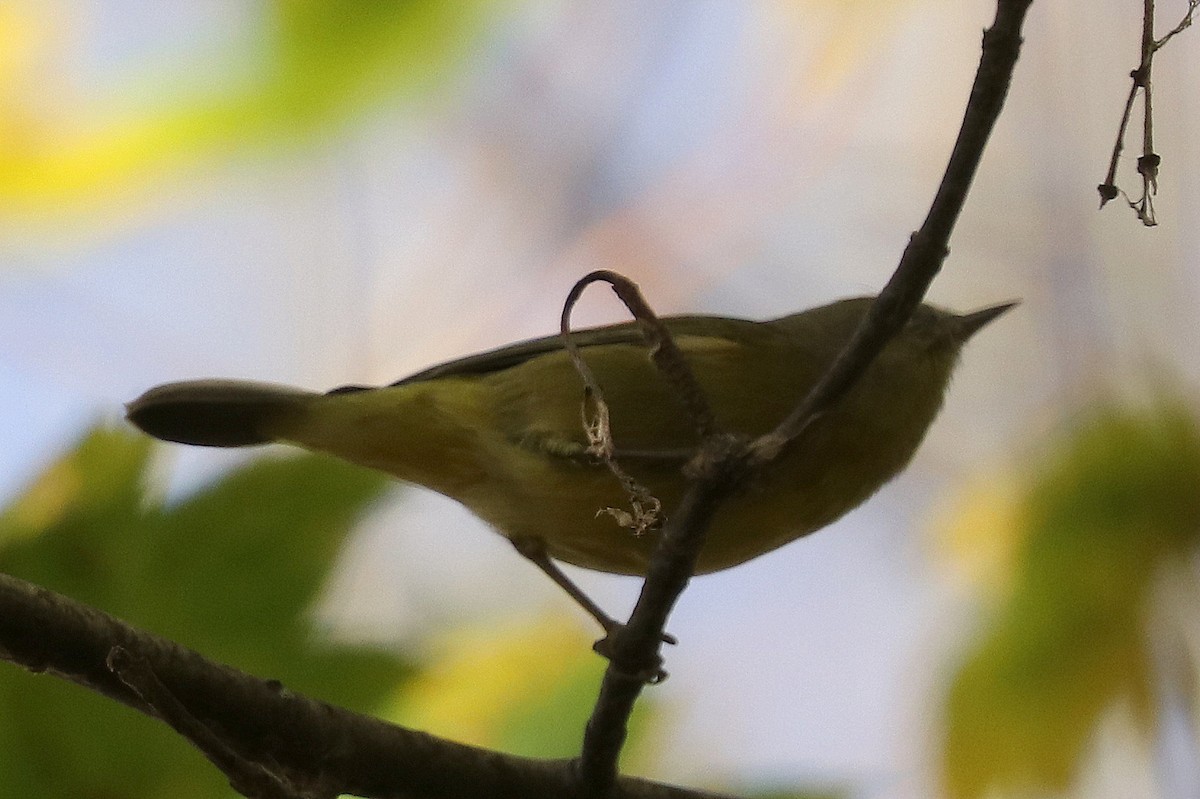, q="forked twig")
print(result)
[1098,0,1198,225]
